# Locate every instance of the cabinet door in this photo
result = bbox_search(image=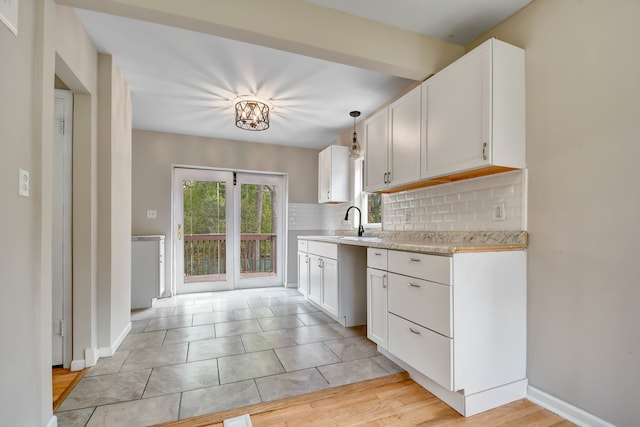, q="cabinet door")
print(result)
[364,108,389,192]
[389,86,422,187]
[424,45,490,178]
[367,268,387,349]
[297,251,309,296]
[321,257,339,318]
[318,147,331,203]
[318,145,349,203]
[308,254,322,306]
